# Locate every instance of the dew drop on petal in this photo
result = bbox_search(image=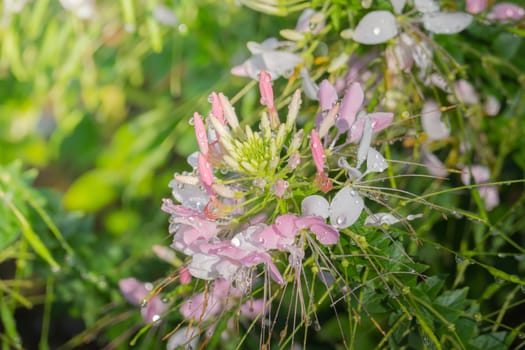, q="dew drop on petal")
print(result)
[353,11,398,45]
[231,237,241,247]
[330,187,364,229]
